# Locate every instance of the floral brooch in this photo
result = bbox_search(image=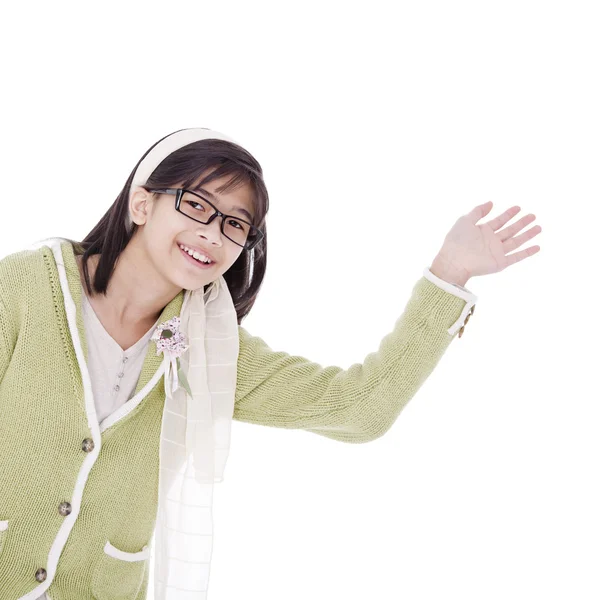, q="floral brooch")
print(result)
[151,316,193,396]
